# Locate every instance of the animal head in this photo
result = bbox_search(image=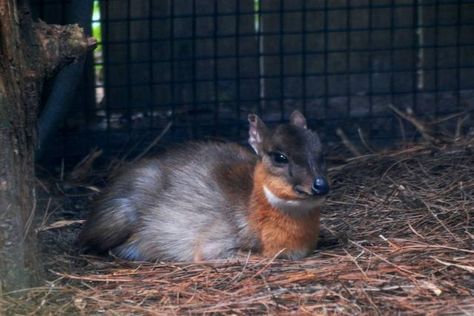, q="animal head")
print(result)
[248,111,329,209]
